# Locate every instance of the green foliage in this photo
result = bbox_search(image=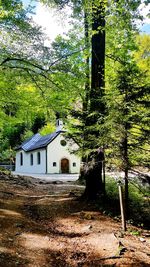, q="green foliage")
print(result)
[128,182,150,227]
[133,34,150,84]
[103,176,150,228]
[40,122,56,135]
[31,114,46,134]
[128,229,141,236]
[0,0,149,184]
[22,129,34,141]
[105,176,119,200]
[0,166,11,175]
[4,122,26,147]
[104,22,150,171]
[0,120,27,161]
